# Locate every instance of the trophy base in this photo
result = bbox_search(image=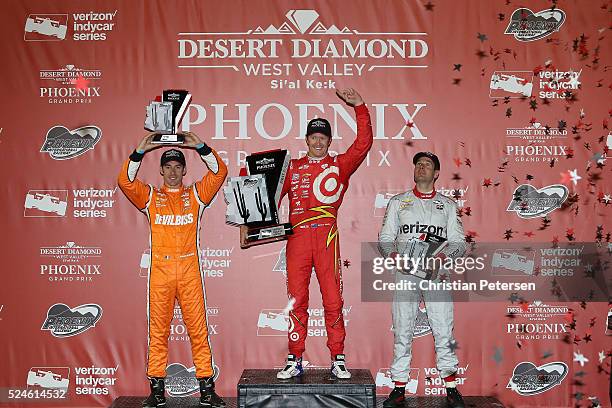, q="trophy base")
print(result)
[151,133,185,144]
[242,223,293,248]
